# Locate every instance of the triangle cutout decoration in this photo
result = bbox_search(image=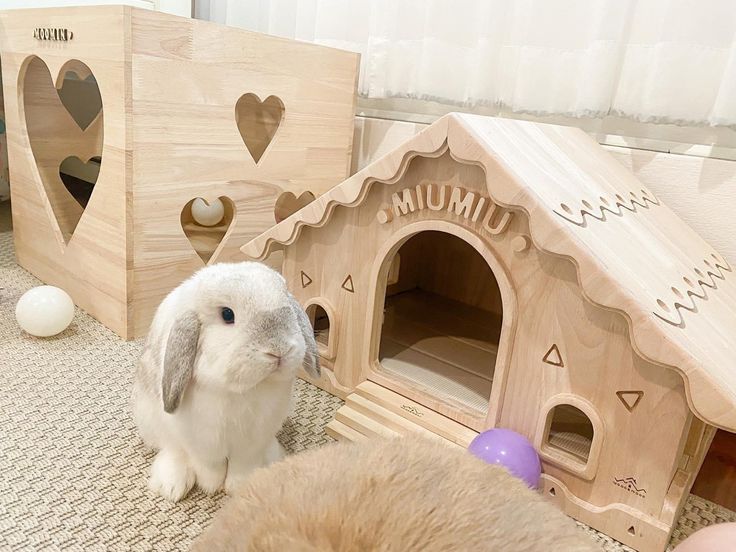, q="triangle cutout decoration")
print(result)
[542,344,564,367]
[300,271,313,288]
[341,274,355,293]
[616,391,644,412]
